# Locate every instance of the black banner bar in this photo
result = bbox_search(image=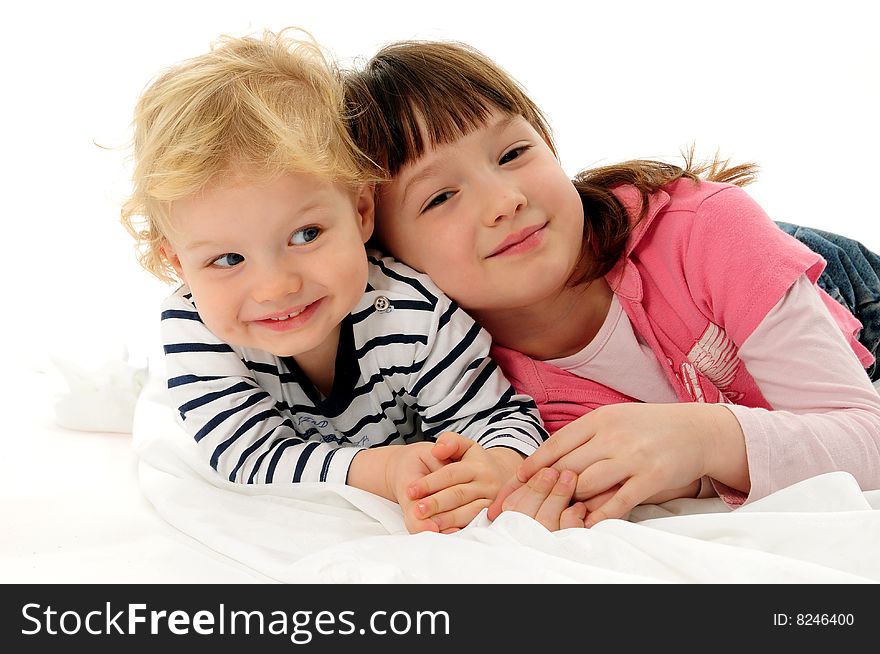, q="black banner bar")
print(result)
[1,584,869,651]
